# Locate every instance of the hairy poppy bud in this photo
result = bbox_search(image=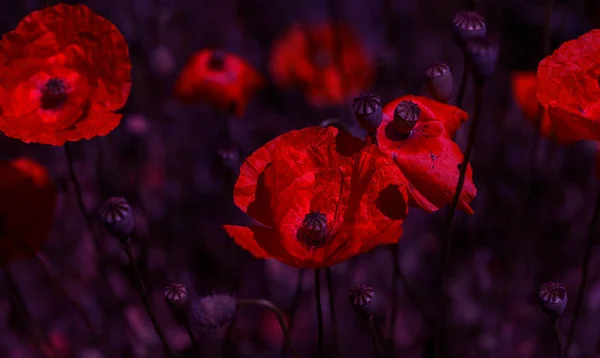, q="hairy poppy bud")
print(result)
[353,93,382,134]
[393,100,421,138]
[97,197,134,241]
[425,62,453,103]
[349,284,375,314]
[165,282,188,307]
[465,36,499,83]
[191,294,237,331]
[452,10,487,46]
[539,281,567,319]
